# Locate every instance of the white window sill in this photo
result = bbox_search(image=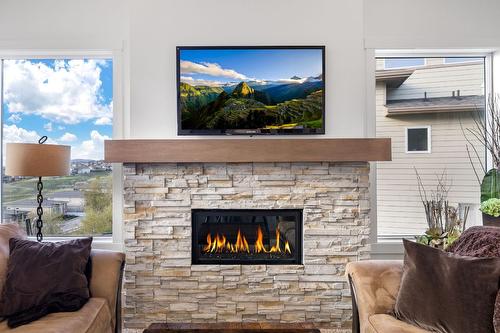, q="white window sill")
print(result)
[370,236,408,259]
[27,236,123,251]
